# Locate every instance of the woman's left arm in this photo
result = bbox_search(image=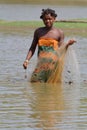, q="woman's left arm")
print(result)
[58,29,64,47]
